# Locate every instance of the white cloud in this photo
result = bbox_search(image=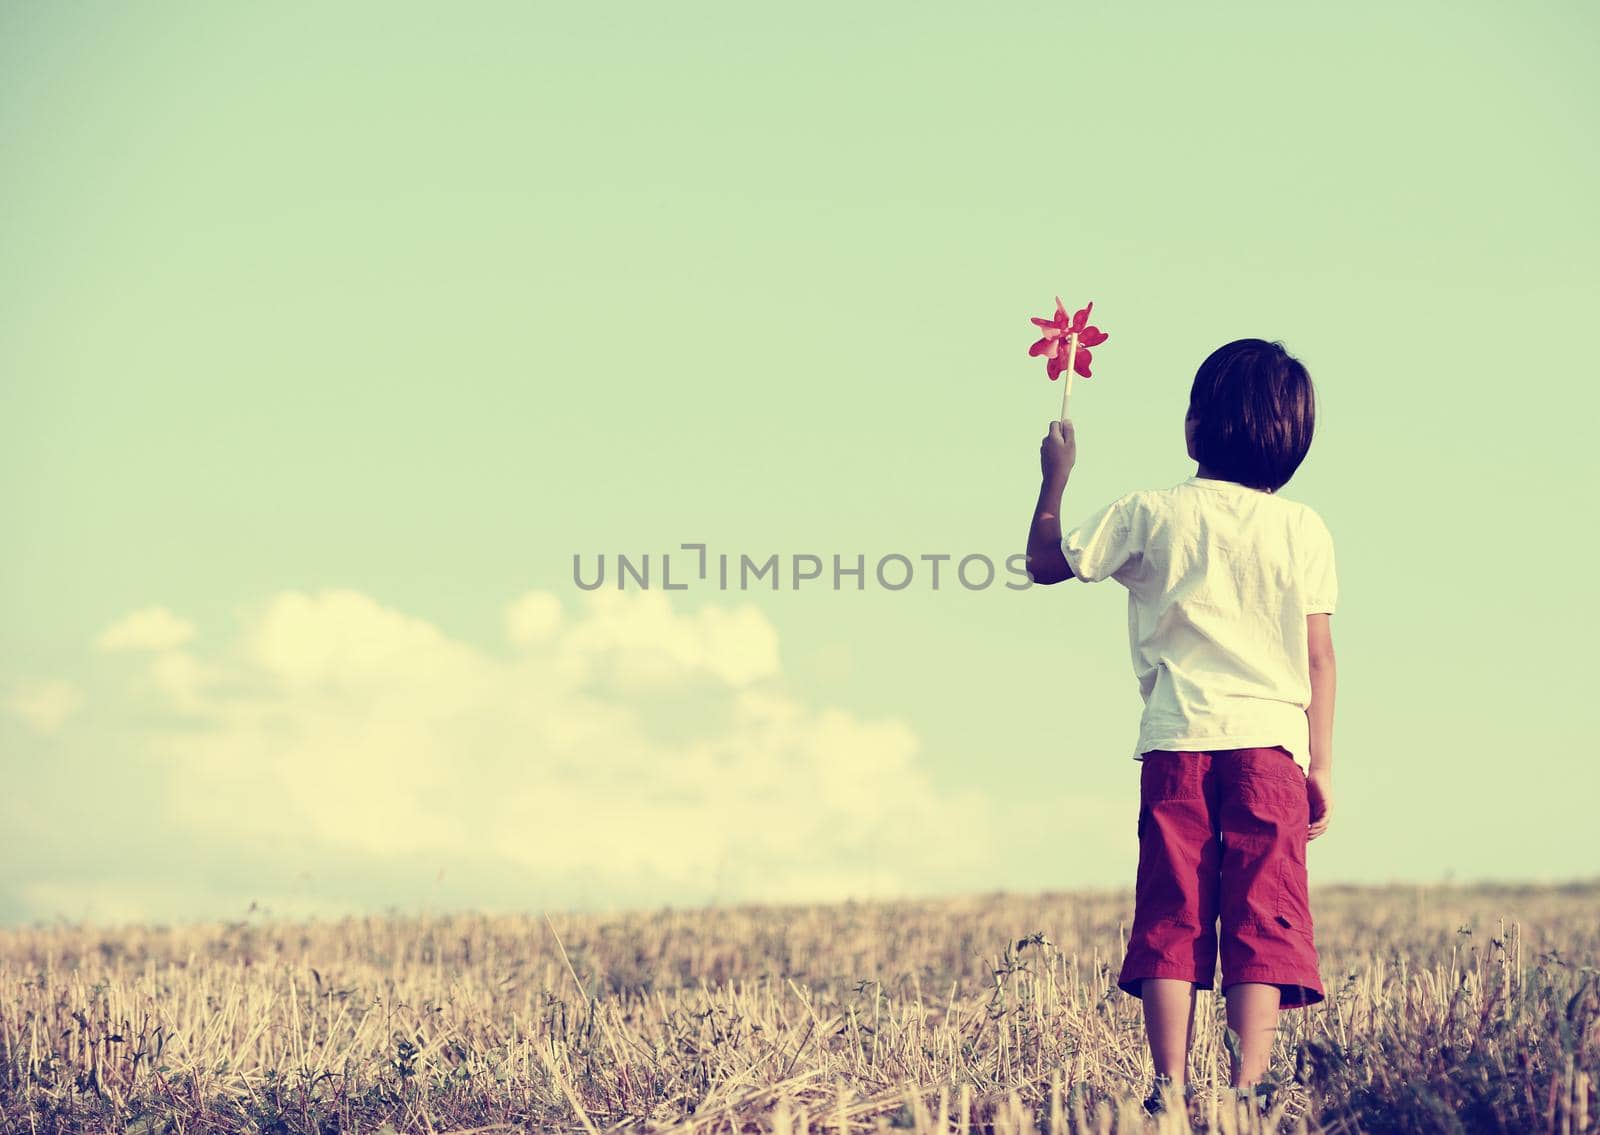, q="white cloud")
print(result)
[93,607,195,653]
[233,588,490,715]
[505,592,562,645]
[66,587,993,919]
[555,590,781,687]
[5,679,83,734]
